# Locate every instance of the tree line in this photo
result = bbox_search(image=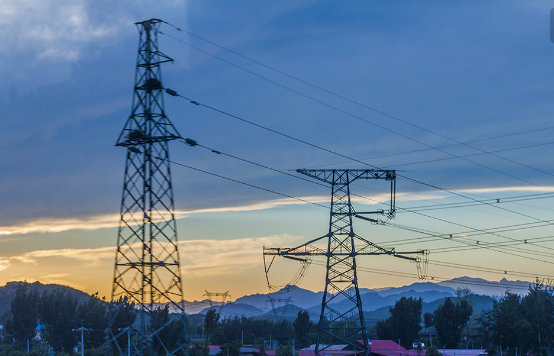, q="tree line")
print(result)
[3,281,554,356]
[0,282,136,355]
[190,308,316,356]
[375,283,554,356]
